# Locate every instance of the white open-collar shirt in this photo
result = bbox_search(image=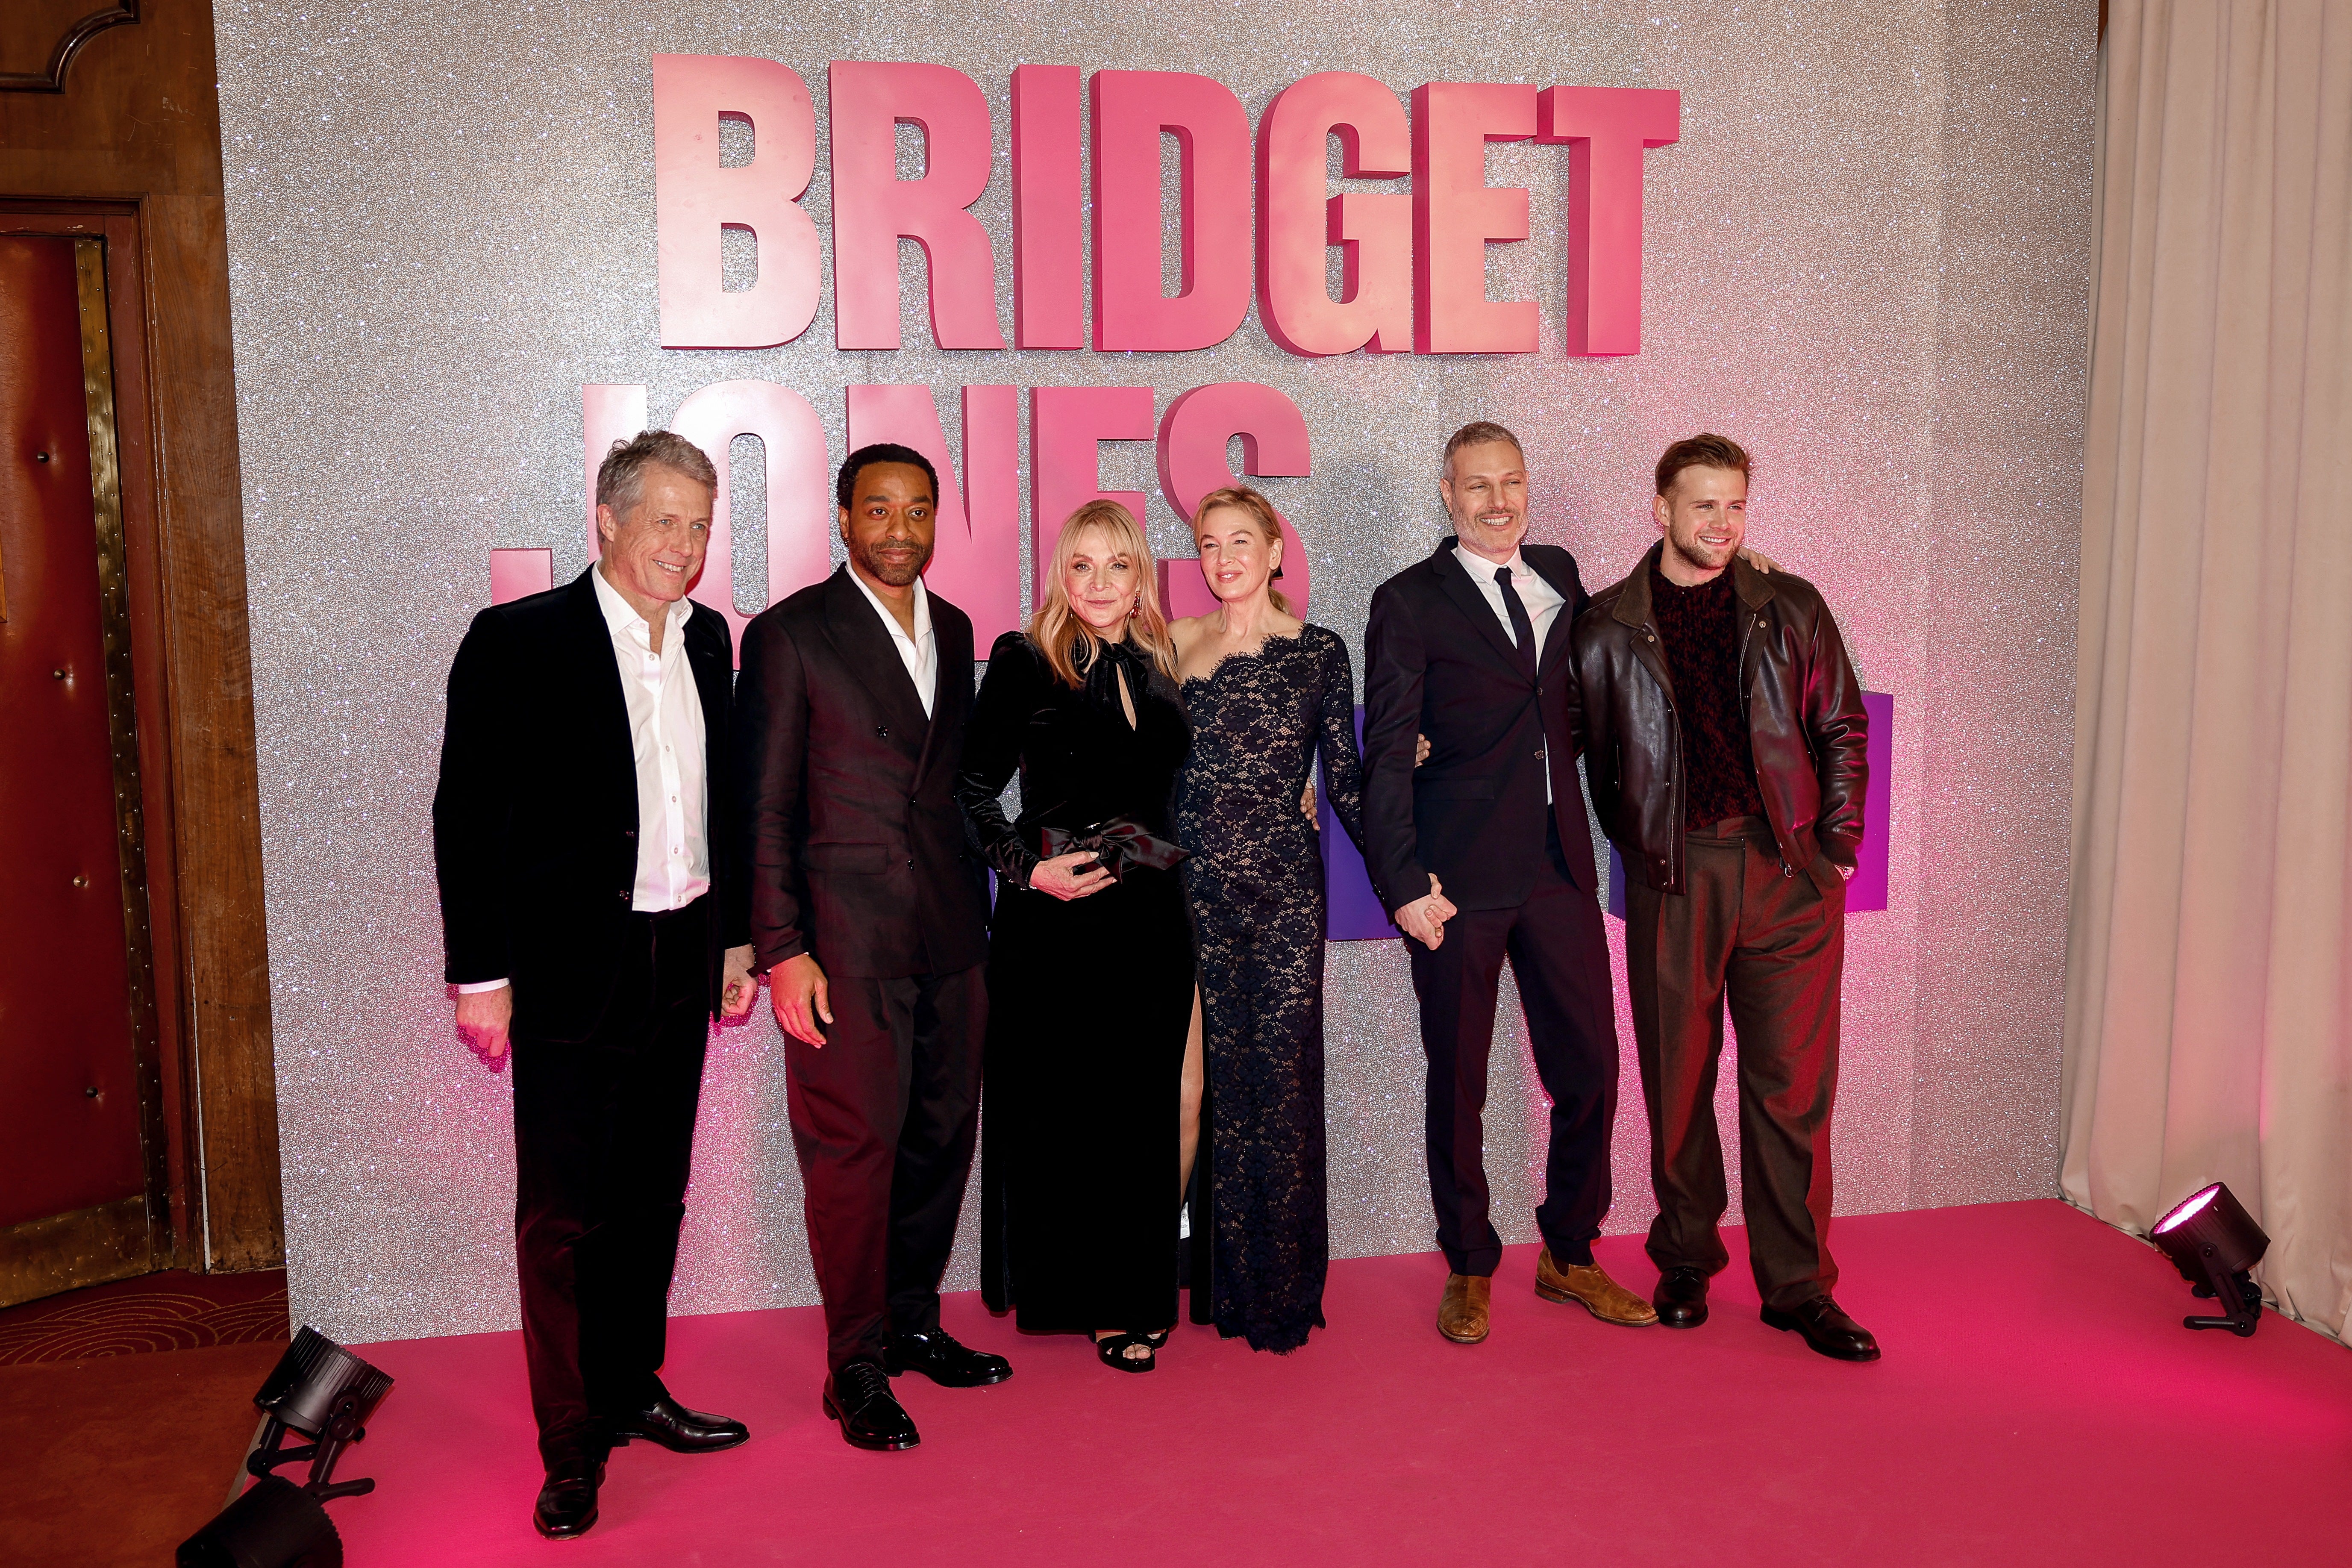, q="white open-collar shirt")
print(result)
[456,569,710,995]
[846,566,938,717]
